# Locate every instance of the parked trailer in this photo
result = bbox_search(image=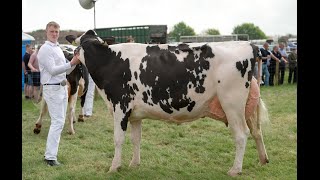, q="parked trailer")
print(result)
[95,25,167,44]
